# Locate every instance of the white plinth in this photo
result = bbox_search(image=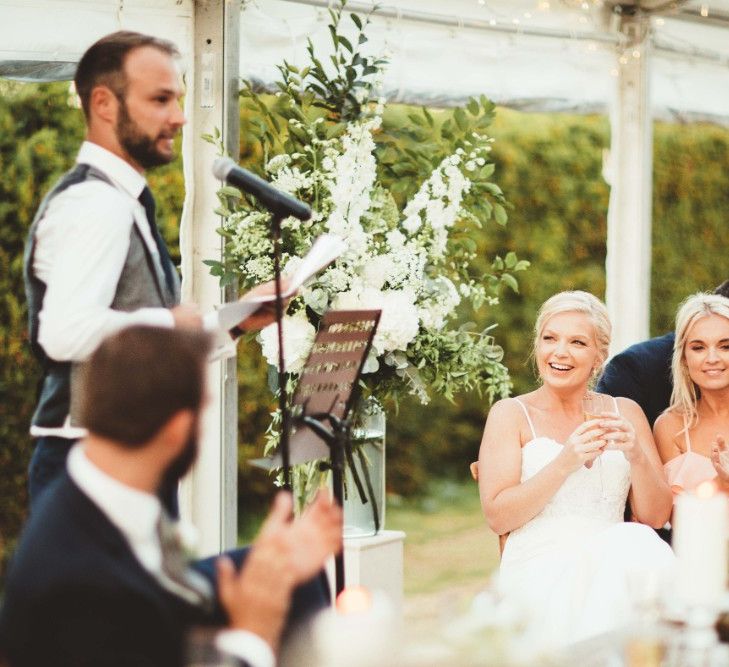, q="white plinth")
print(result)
[328,530,406,614]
